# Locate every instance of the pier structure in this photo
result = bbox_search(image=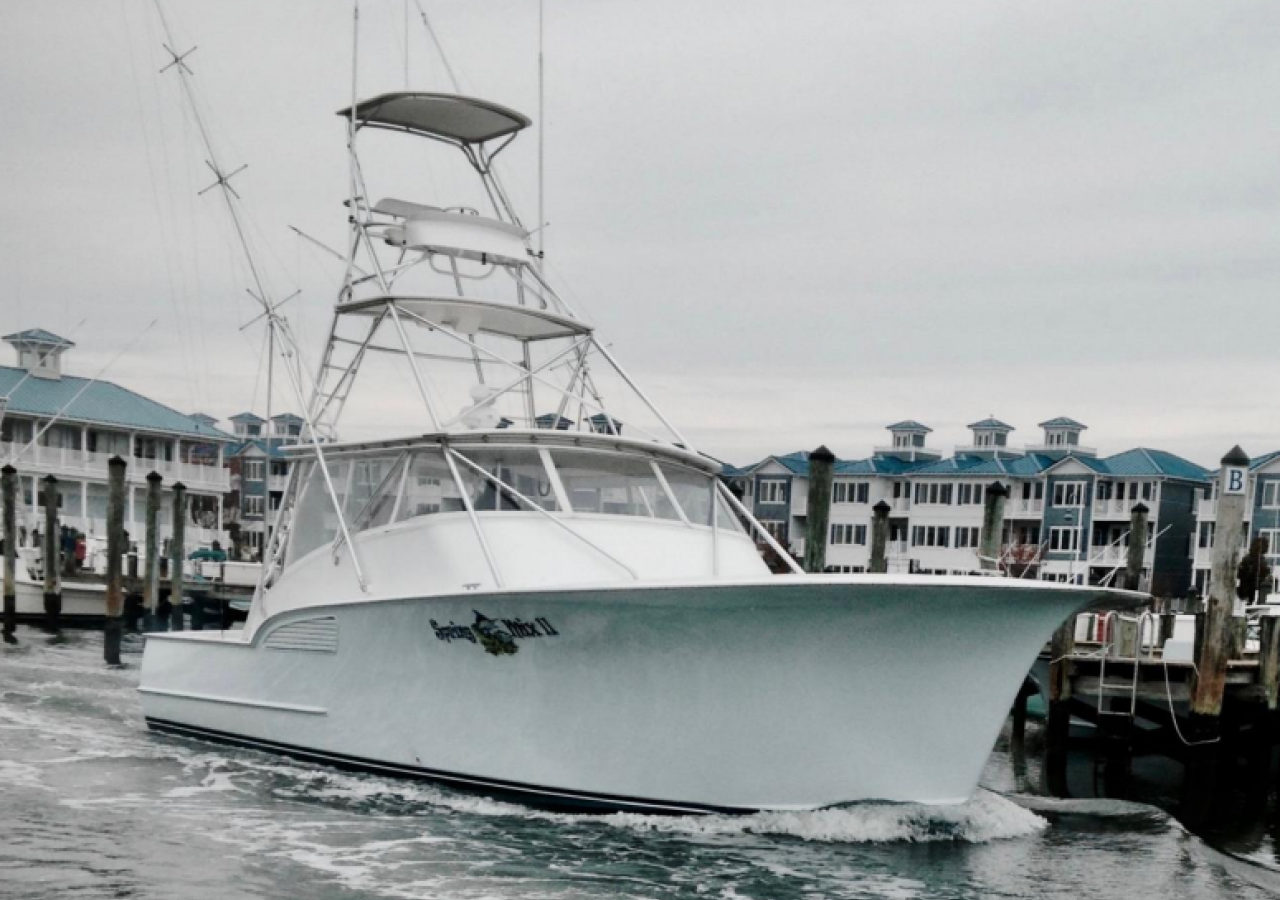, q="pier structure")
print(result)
[1032,447,1280,826]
